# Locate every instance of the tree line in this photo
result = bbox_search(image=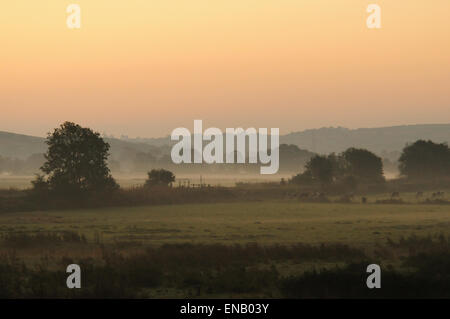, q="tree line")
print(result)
[31,122,450,199]
[290,140,450,189]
